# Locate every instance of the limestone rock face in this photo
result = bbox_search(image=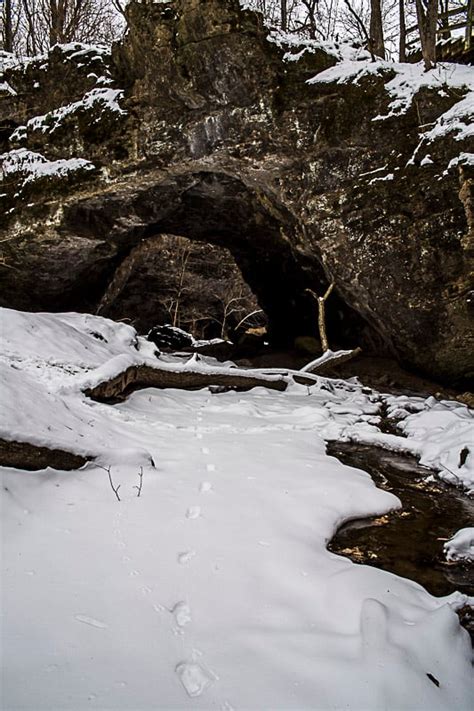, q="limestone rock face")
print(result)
[0,0,473,384]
